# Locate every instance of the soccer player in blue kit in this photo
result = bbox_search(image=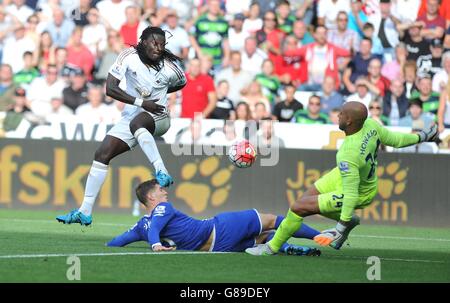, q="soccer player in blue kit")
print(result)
[107,179,322,255]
